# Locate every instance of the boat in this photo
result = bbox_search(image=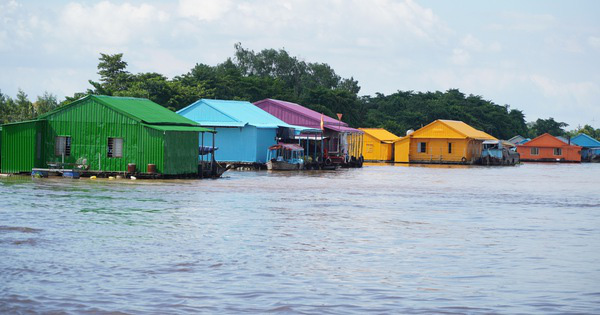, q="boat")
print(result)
[478,140,520,165]
[199,146,229,178]
[266,143,305,170]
